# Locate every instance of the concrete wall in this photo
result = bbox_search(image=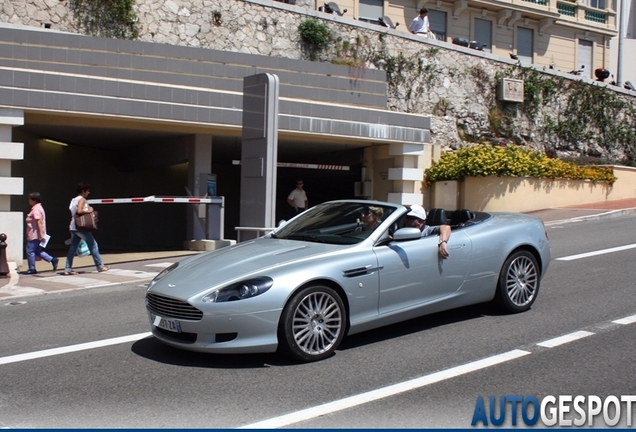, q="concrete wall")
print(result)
[431,165,636,212]
[0,109,24,263]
